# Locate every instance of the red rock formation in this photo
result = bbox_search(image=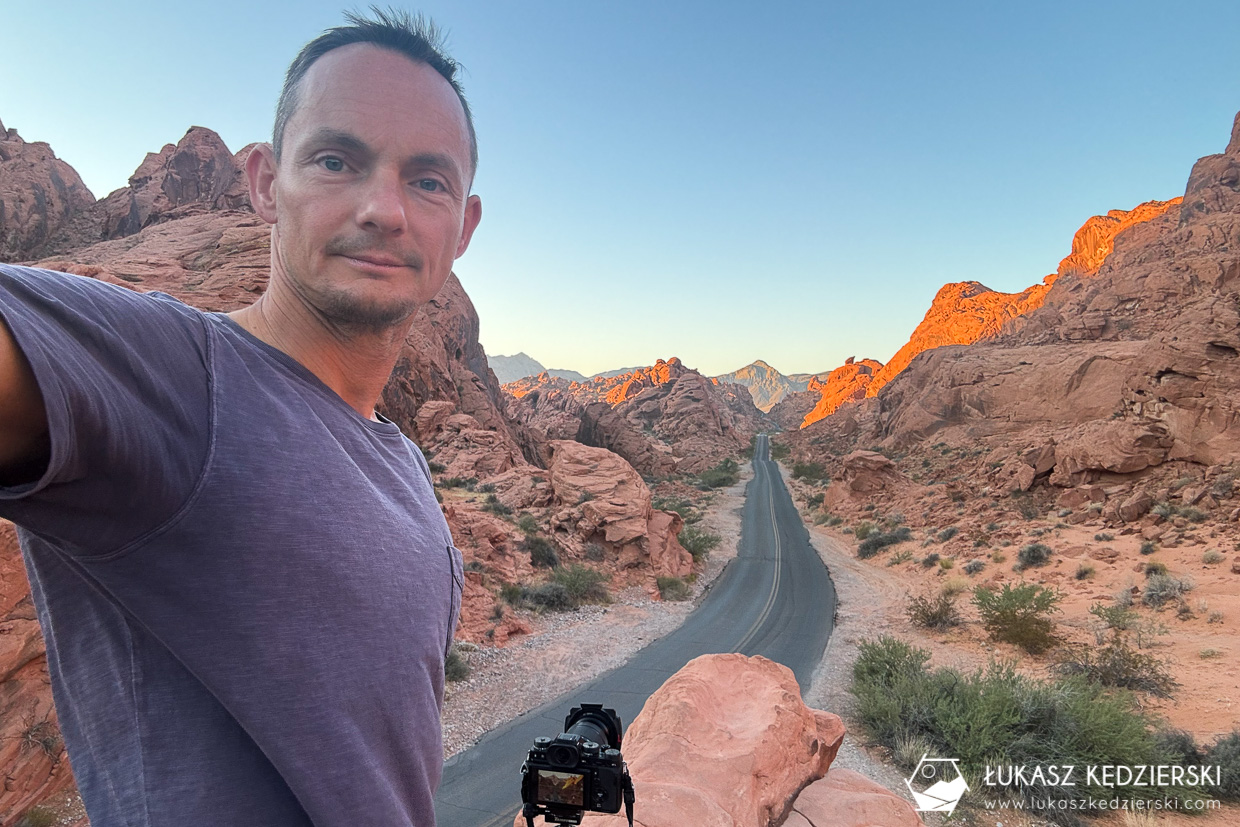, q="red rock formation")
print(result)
[0,121,95,261]
[848,199,1182,404]
[786,111,1240,500]
[865,280,1051,399]
[517,653,919,827]
[506,359,764,476]
[799,357,884,428]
